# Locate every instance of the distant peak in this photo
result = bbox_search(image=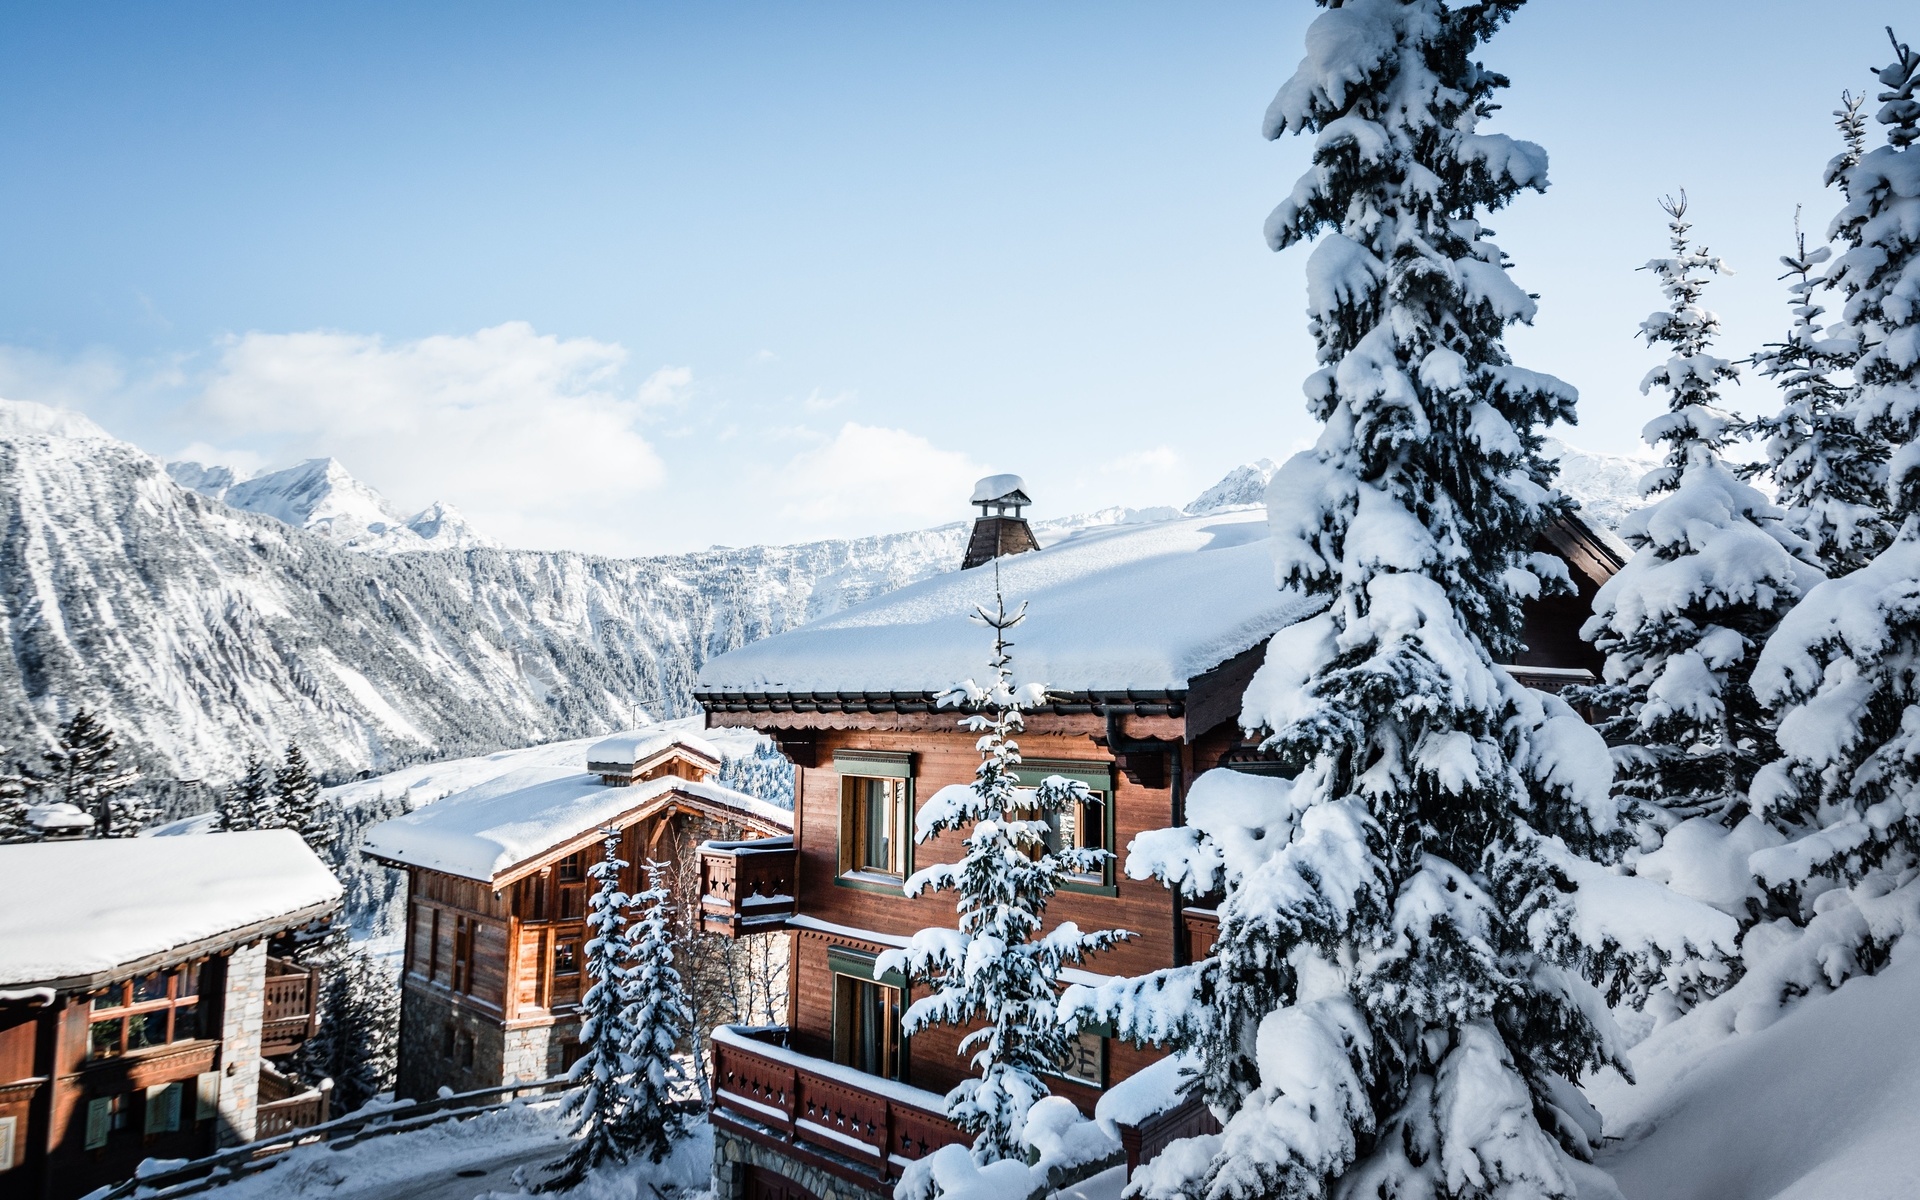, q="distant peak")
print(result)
[1186,459,1280,515]
[0,398,114,442]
